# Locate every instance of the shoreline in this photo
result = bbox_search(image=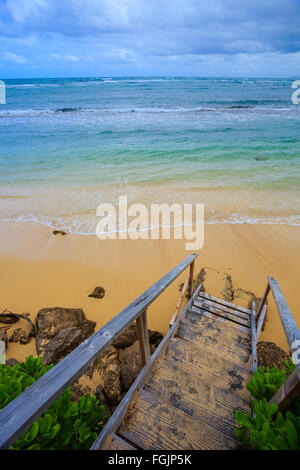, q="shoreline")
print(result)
[0,220,300,362]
